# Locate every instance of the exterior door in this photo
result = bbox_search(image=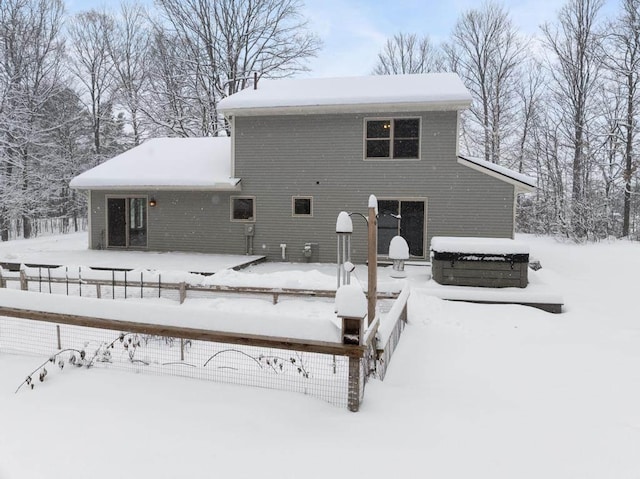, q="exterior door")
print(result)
[107,198,127,247]
[377,199,425,258]
[107,197,147,248]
